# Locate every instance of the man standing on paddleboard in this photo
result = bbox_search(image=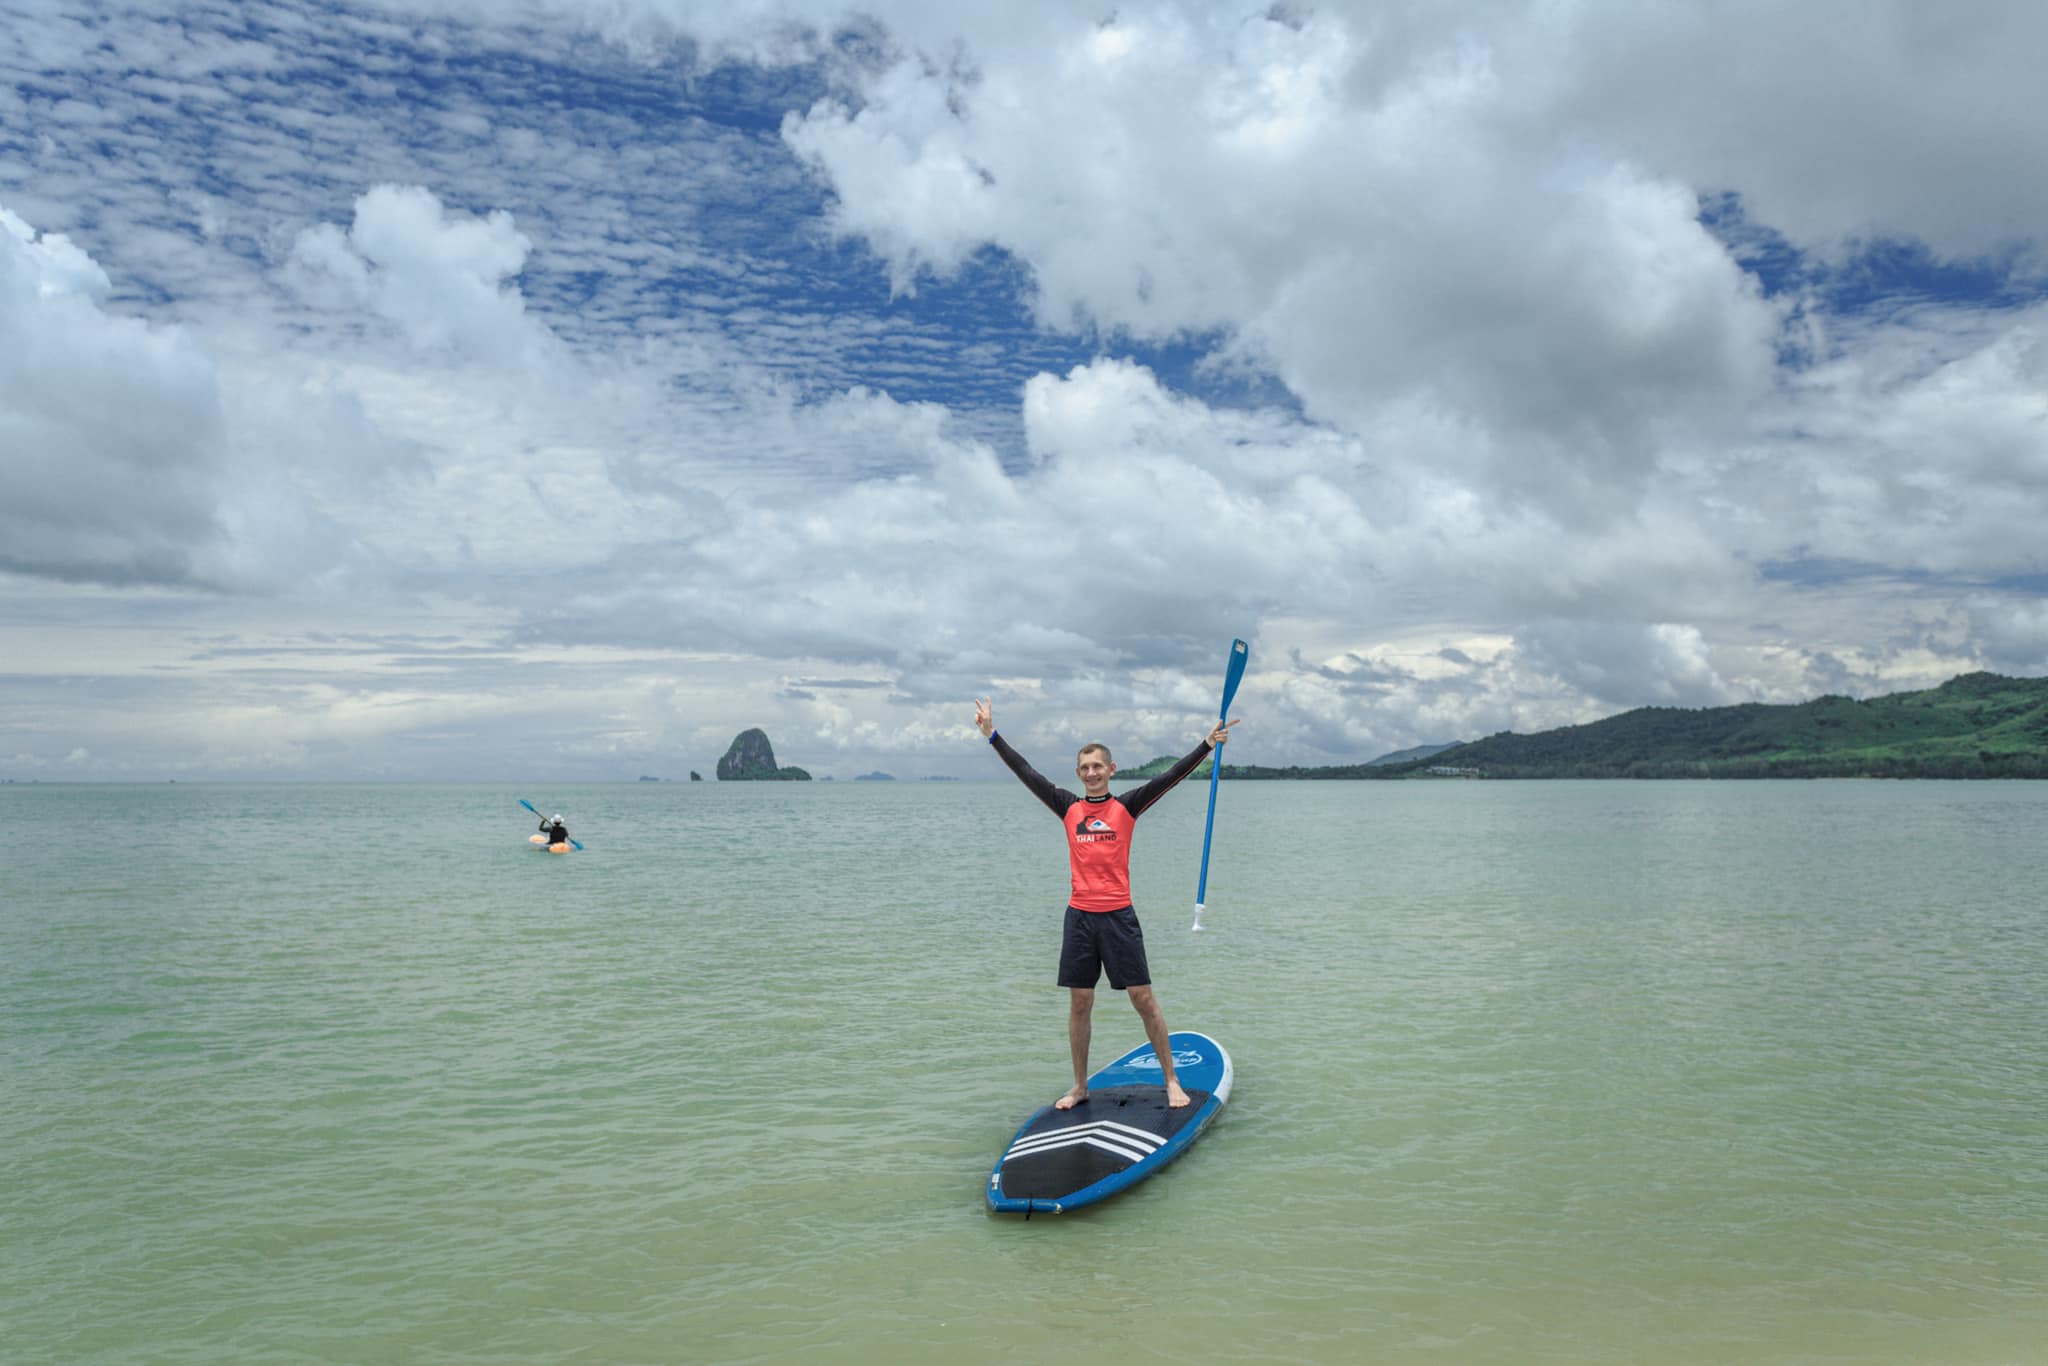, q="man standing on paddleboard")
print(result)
[975,698,1238,1110]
